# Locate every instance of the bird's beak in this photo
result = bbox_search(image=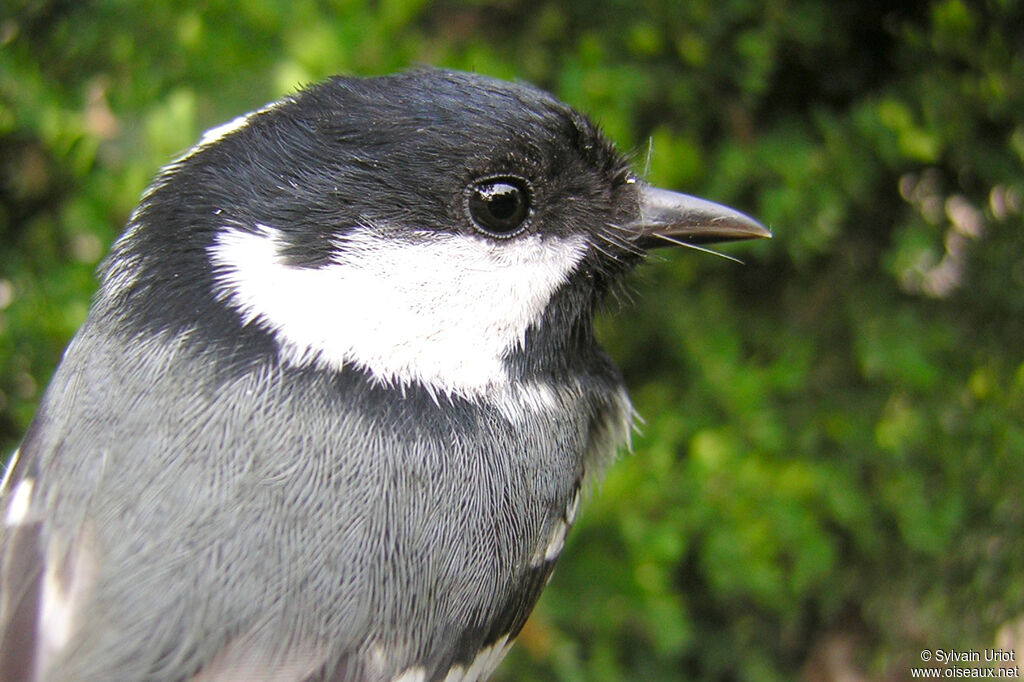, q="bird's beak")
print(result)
[633,184,771,248]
